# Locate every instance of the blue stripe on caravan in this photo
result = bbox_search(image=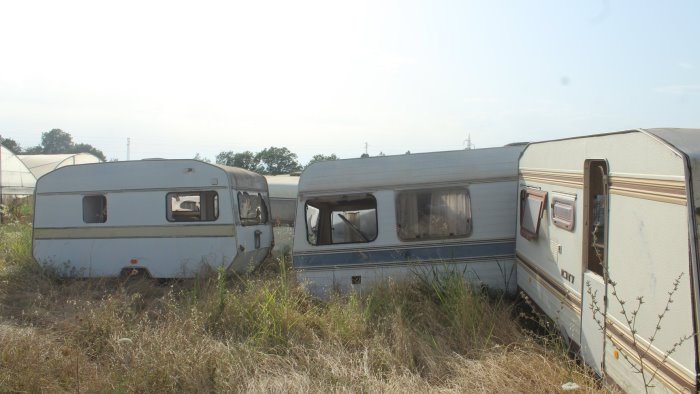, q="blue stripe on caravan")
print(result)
[293,241,515,268]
